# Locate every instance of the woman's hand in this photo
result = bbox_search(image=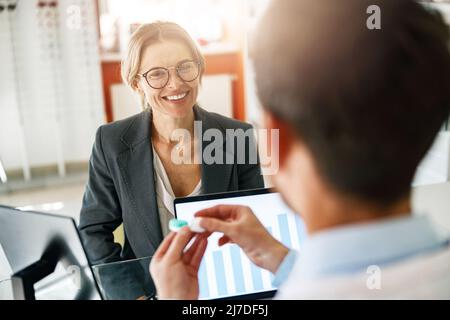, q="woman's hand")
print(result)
[195,205,289,274]
[149,227,208,299]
